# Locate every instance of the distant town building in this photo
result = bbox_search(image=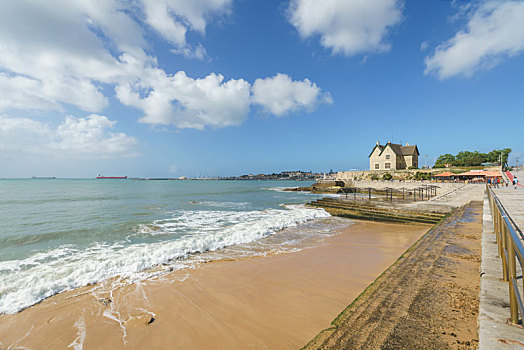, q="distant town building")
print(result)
[369,141,419,170]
